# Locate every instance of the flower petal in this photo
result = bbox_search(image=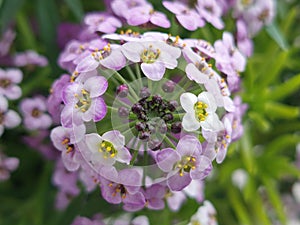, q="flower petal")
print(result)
[177,135,202,156]
[156,148,180,172]
[83,76,108,98]
[182,112,200,132]
[180,92,197,113]
[167,172,191,191]
[141,62,165,81]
